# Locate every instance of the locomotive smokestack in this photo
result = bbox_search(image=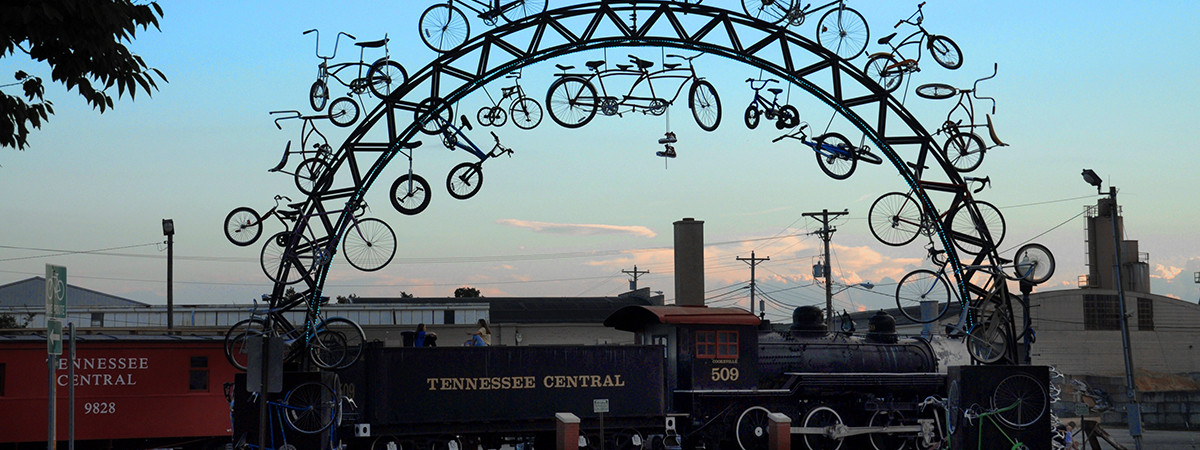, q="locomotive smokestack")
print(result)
[674,218,705,307]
